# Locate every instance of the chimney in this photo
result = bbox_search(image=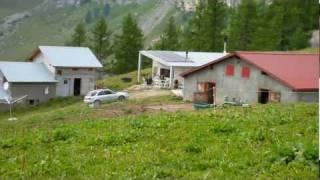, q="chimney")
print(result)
[185,50,189,60]
[223,36,228,55]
